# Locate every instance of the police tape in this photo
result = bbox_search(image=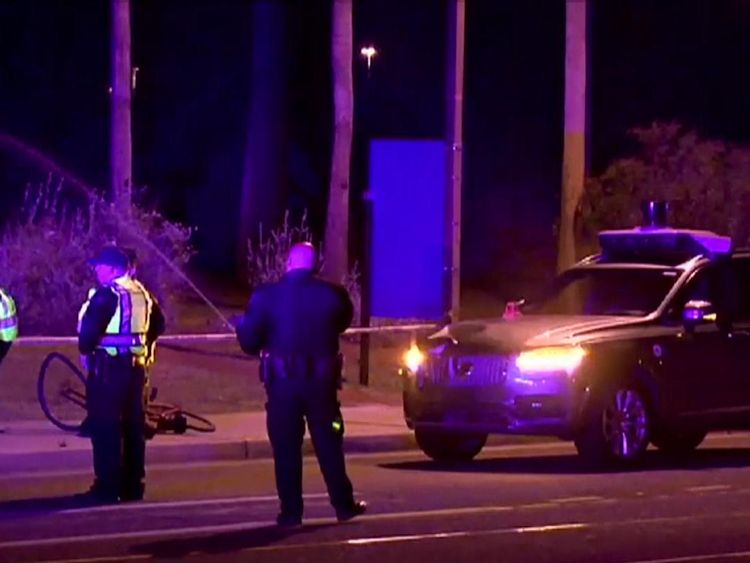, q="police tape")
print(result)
[14,323,440,347]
